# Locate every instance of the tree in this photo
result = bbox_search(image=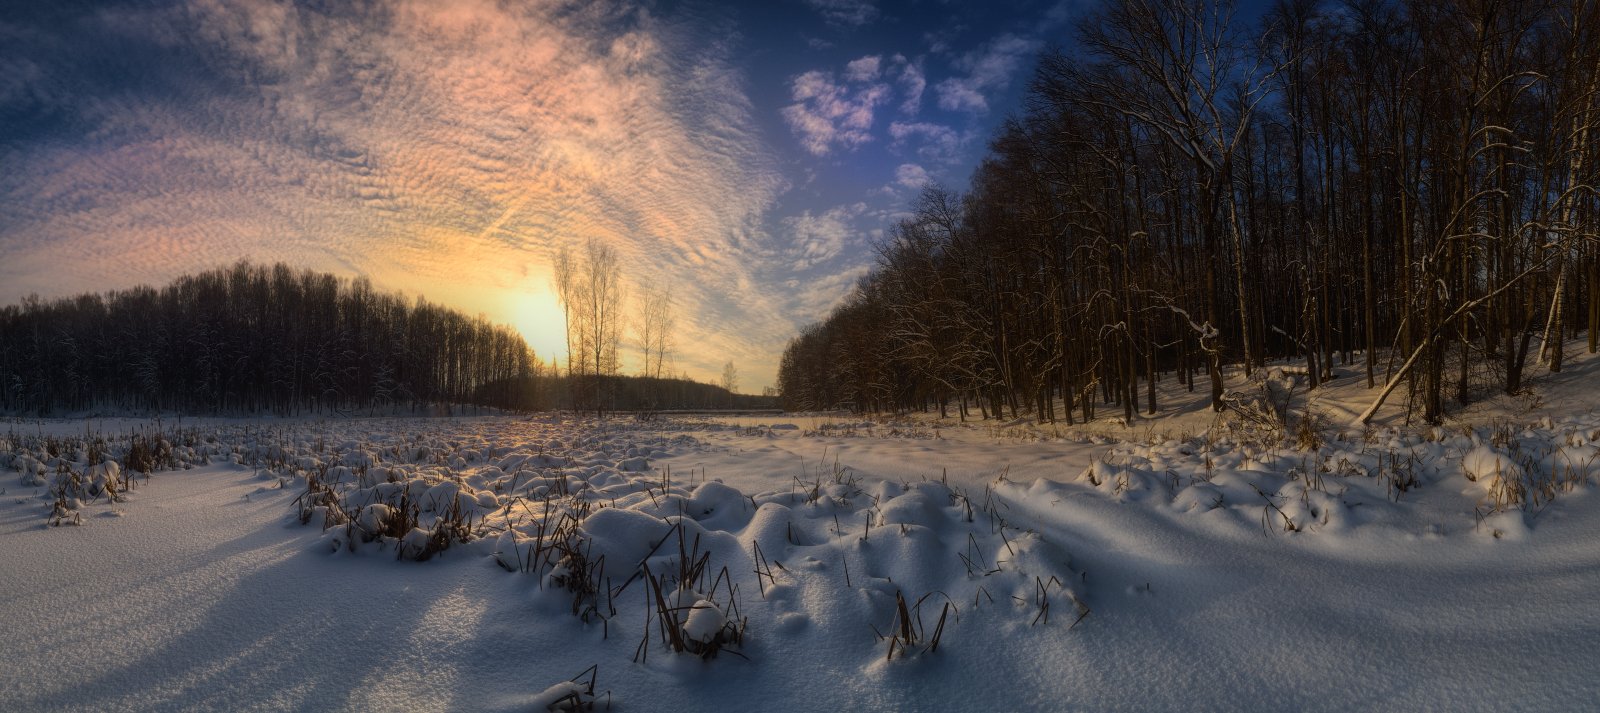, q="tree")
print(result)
[635,285,675,381]
[551,239,626,415]
[776,0,1599,427]
[720,360,739,405]
[552,246,576,379]
[0,261,541,415]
